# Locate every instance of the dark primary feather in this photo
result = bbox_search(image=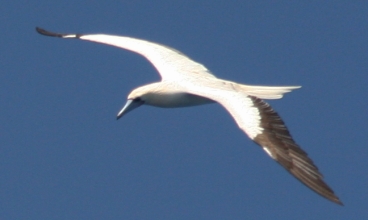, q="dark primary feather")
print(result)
[36,27,82,39]
[251,96,343,205]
